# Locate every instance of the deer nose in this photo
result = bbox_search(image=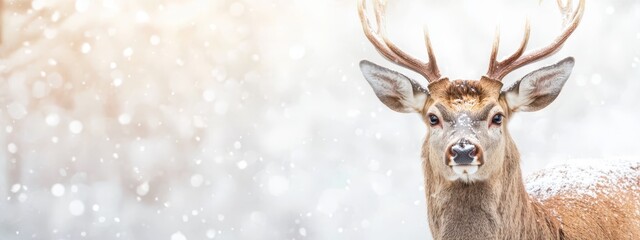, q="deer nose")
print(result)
[449,141,477,165]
